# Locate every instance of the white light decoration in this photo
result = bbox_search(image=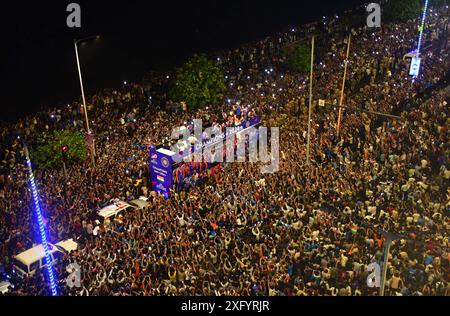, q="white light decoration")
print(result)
[416,0,429,56]
[411,0,429,79]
